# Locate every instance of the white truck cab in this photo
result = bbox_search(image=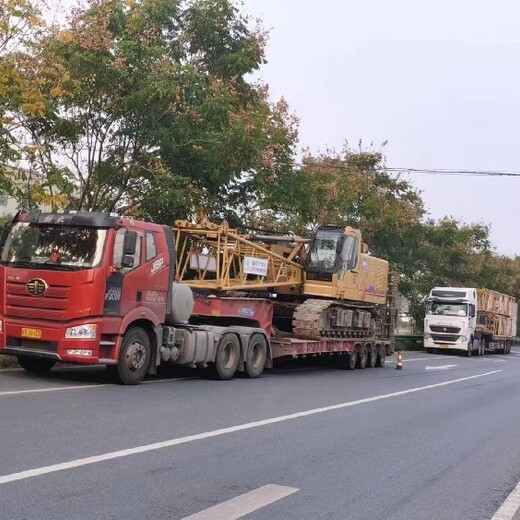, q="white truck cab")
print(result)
[424,287,479,355]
